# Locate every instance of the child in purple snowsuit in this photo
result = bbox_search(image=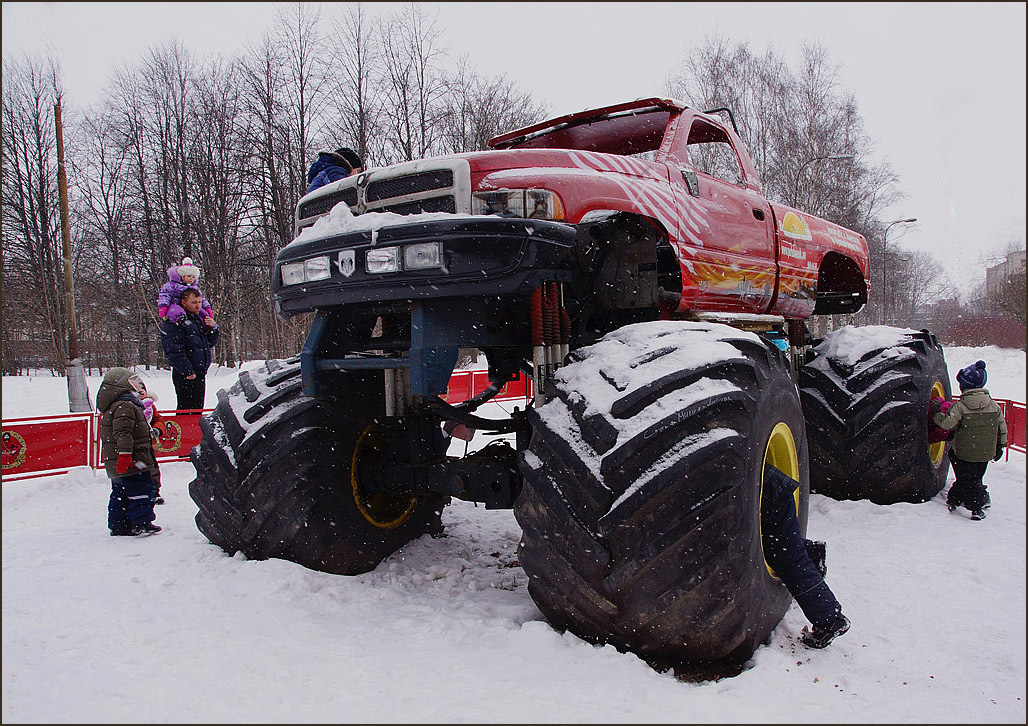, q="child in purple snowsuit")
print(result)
[158,257,215,324]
